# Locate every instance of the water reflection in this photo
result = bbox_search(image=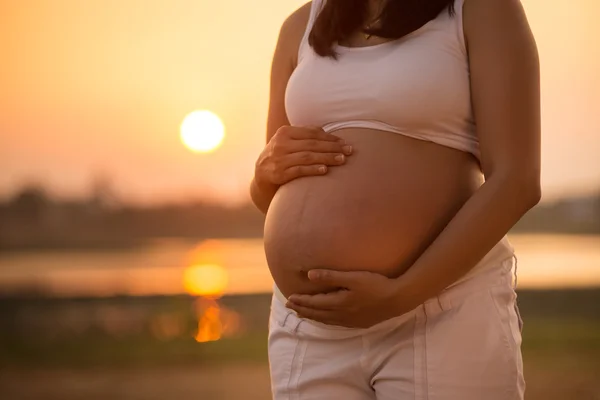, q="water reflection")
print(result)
[184,242,243,343]
[193,297,243,343]
[194,298,223,342]
[0,235,597,298]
